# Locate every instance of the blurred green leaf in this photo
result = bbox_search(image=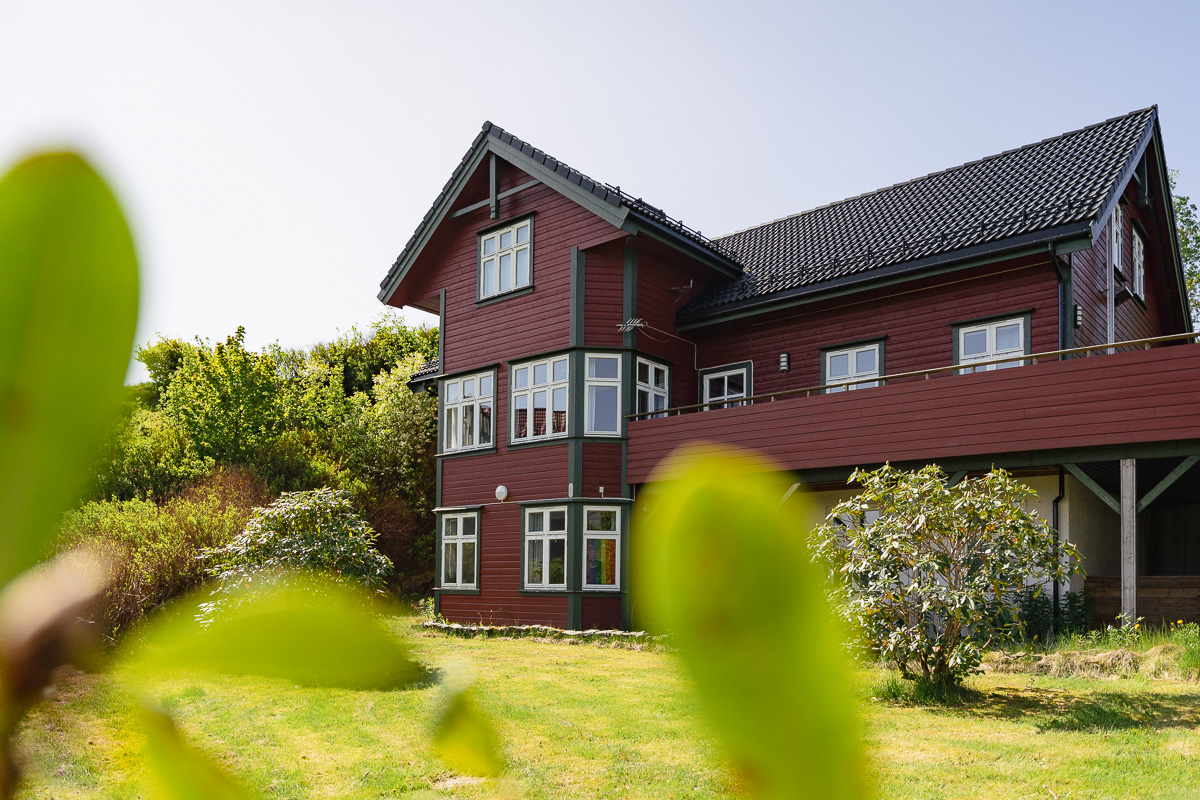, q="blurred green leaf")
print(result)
[122,573,422,690]
[0,153,138,585]
[433,684,506,777]
[141,707,257,800]
[636,444,869,800]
